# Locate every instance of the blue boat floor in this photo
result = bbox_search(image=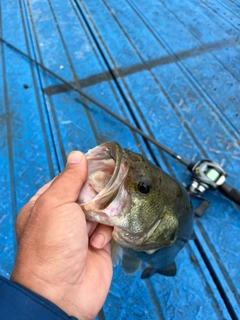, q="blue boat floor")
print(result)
[0,0,239,319]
